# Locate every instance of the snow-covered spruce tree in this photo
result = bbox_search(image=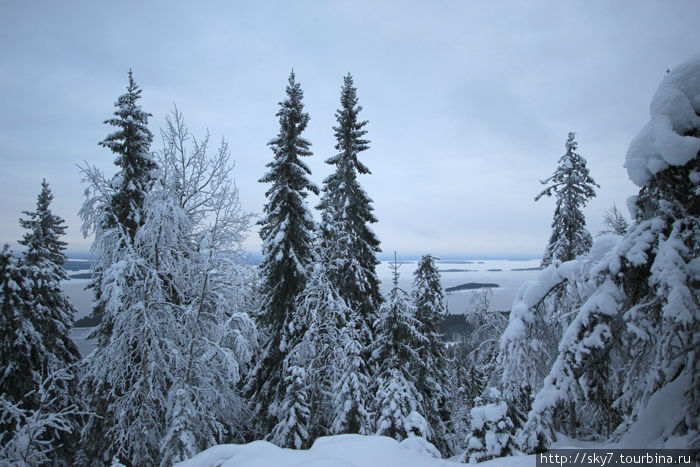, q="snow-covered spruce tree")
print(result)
[411,254,452,454]
[99,69,156,241]
[530,133,599,435]
[317,73,381,354]
[536,132,599,267]
[78,180,182,465]
[0,245,43,417]
[331,318,372,435]
[372,254,428,442]
[519,54,700,451]
[269,358,312,450]
[464,289,507,387]
[245,71,319,444]
[78,70,158,464]
[610,56,699,445]
[289,261,353,440]
[18,180,81,372]
[17,180,82,463]
[460,388,516,464]
[83,70,156,348]
[80,109,256,465]
[447,342,487,448]
[447,290,511,452]
[267,261,347,448]
[498,259,580,449]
